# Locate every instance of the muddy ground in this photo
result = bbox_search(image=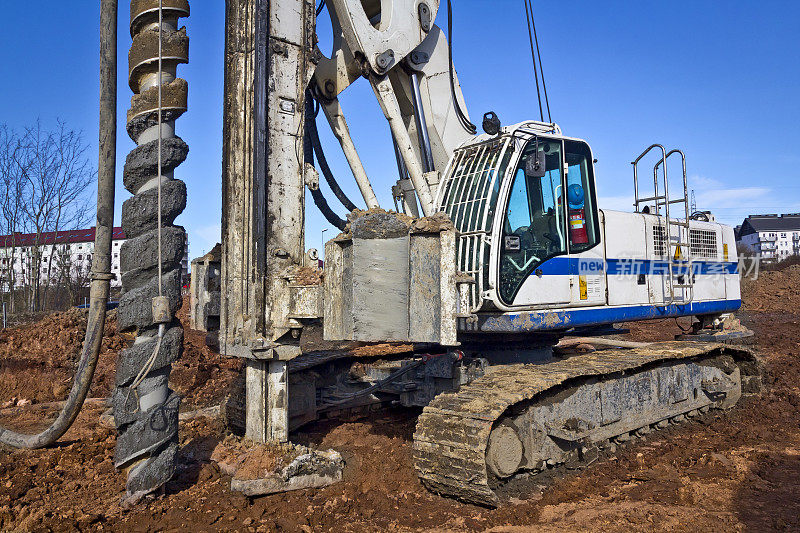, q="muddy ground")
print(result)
[0,269,798,532]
